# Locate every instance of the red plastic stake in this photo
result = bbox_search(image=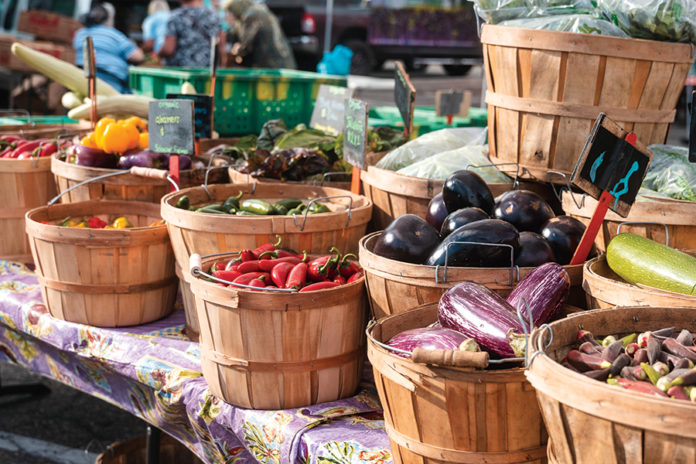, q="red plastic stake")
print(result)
[169,154,180,192]
[351,166,361,195]
[569,190,613,265]
[446,114,453,125]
